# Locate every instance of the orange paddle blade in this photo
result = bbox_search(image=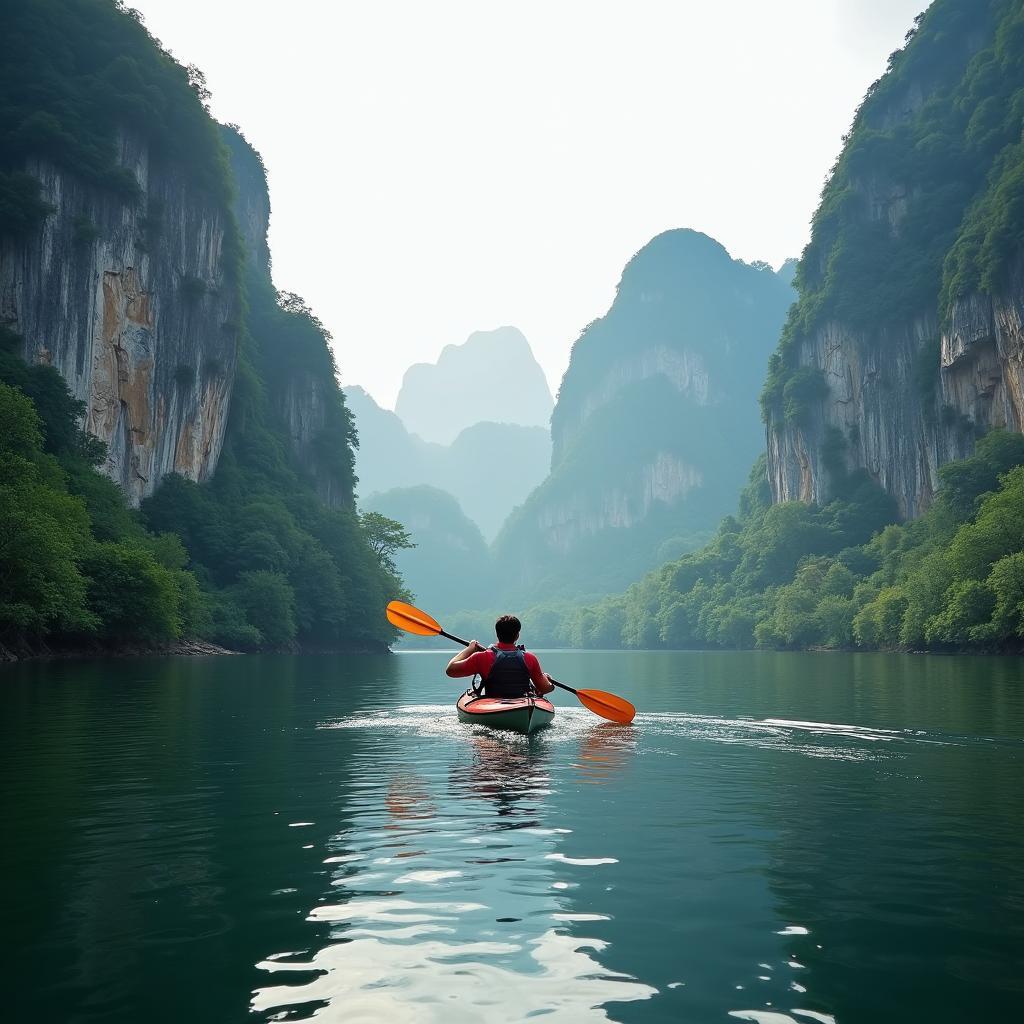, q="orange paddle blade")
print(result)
[576,688,636,725]
[386,600,442,636]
